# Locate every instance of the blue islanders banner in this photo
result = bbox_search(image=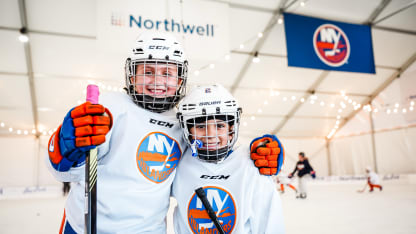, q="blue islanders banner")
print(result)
[284,13,375,74]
